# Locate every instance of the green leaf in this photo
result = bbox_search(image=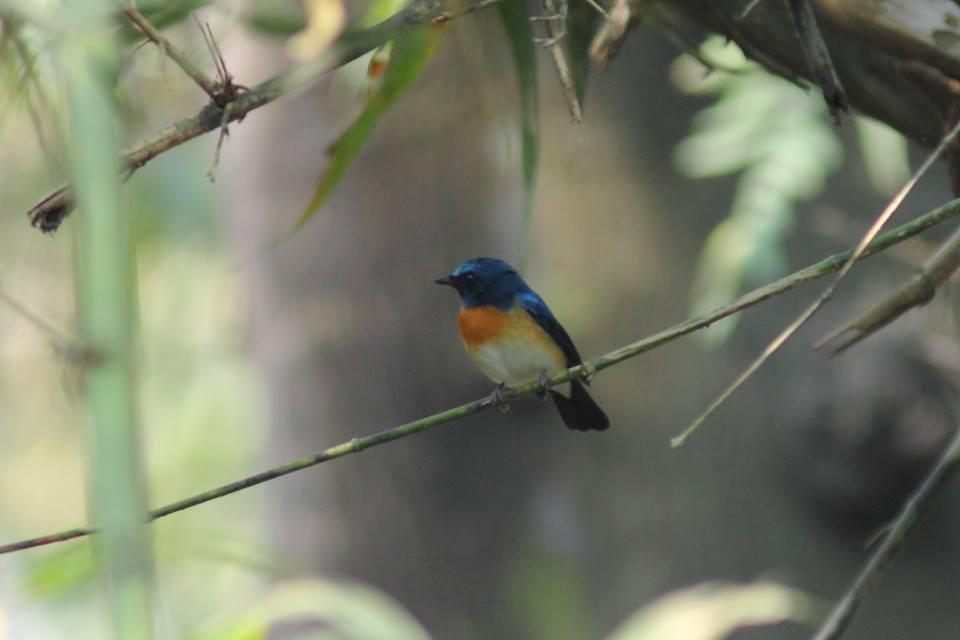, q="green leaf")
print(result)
[293,25,442,229]
[607,581,816,640]
[566,0,601,105]
[194,579,431,640]
[497,0,540,230]
[23,543,96,598]
[244,4,307,37]
[674,37,843,346]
